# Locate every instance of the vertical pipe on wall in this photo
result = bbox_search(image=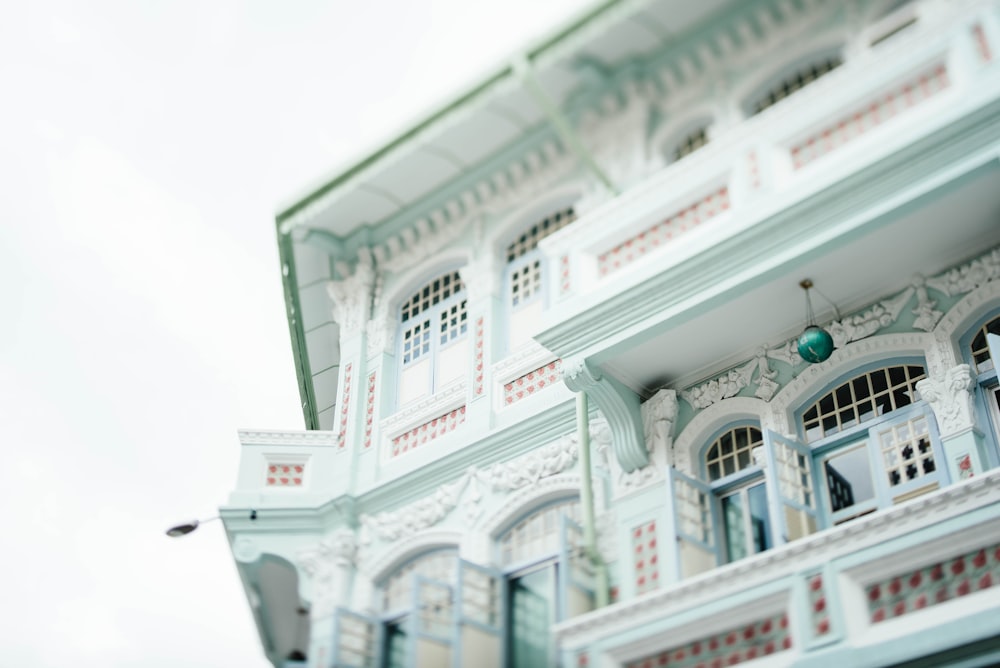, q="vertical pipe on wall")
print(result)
[577,390,610,608]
